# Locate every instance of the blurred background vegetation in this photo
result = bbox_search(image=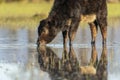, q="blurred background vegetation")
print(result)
[0,0,120,28]
[0,0,52,3]
[0,0,120,3]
